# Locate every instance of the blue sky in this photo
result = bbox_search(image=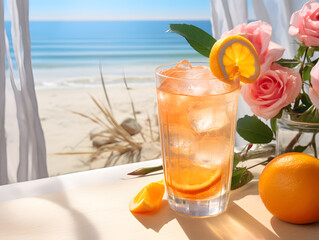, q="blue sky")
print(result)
[5,0,213,21]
